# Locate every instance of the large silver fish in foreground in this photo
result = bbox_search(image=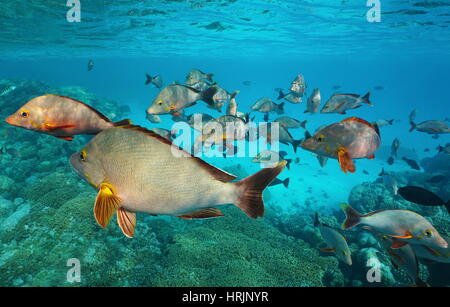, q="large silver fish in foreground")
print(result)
[70,125,286,238]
